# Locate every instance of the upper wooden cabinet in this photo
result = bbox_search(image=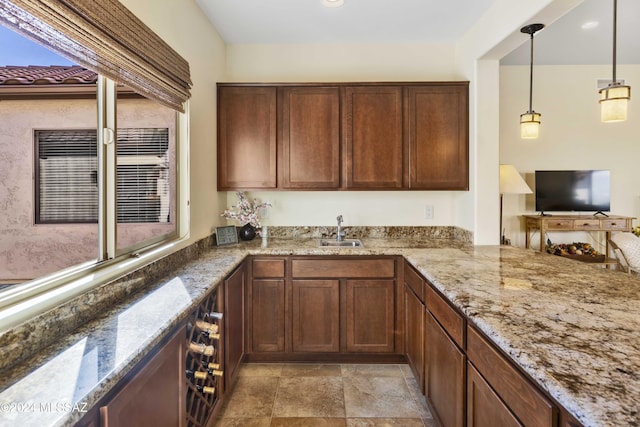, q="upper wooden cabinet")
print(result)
[406,84,469,190]
[216,82,468,191]
[279,86,341,189]
[342,86,404,189]
[217,86,277,190]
